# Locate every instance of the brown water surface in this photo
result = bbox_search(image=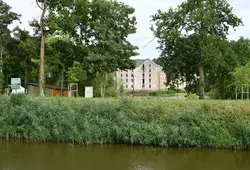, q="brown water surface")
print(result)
[0,139,250,170]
